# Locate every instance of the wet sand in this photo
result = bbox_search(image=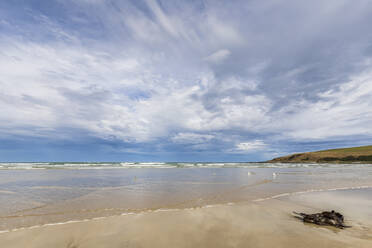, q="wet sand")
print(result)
[1,189,372,248]
[2,165,372,231]
[1,165,372,247]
